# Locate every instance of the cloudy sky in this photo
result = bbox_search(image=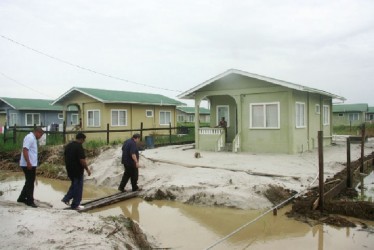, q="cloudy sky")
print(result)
[1,0,373,106]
